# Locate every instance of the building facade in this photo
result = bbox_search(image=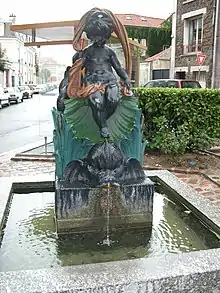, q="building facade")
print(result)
[171,0,220,88]
[39,57,67,84]
[0,15,36,87]
[140,47,171,86]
